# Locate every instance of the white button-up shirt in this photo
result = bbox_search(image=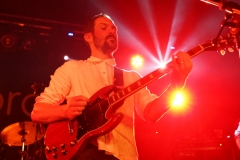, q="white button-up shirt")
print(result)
[36,56,157,160]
